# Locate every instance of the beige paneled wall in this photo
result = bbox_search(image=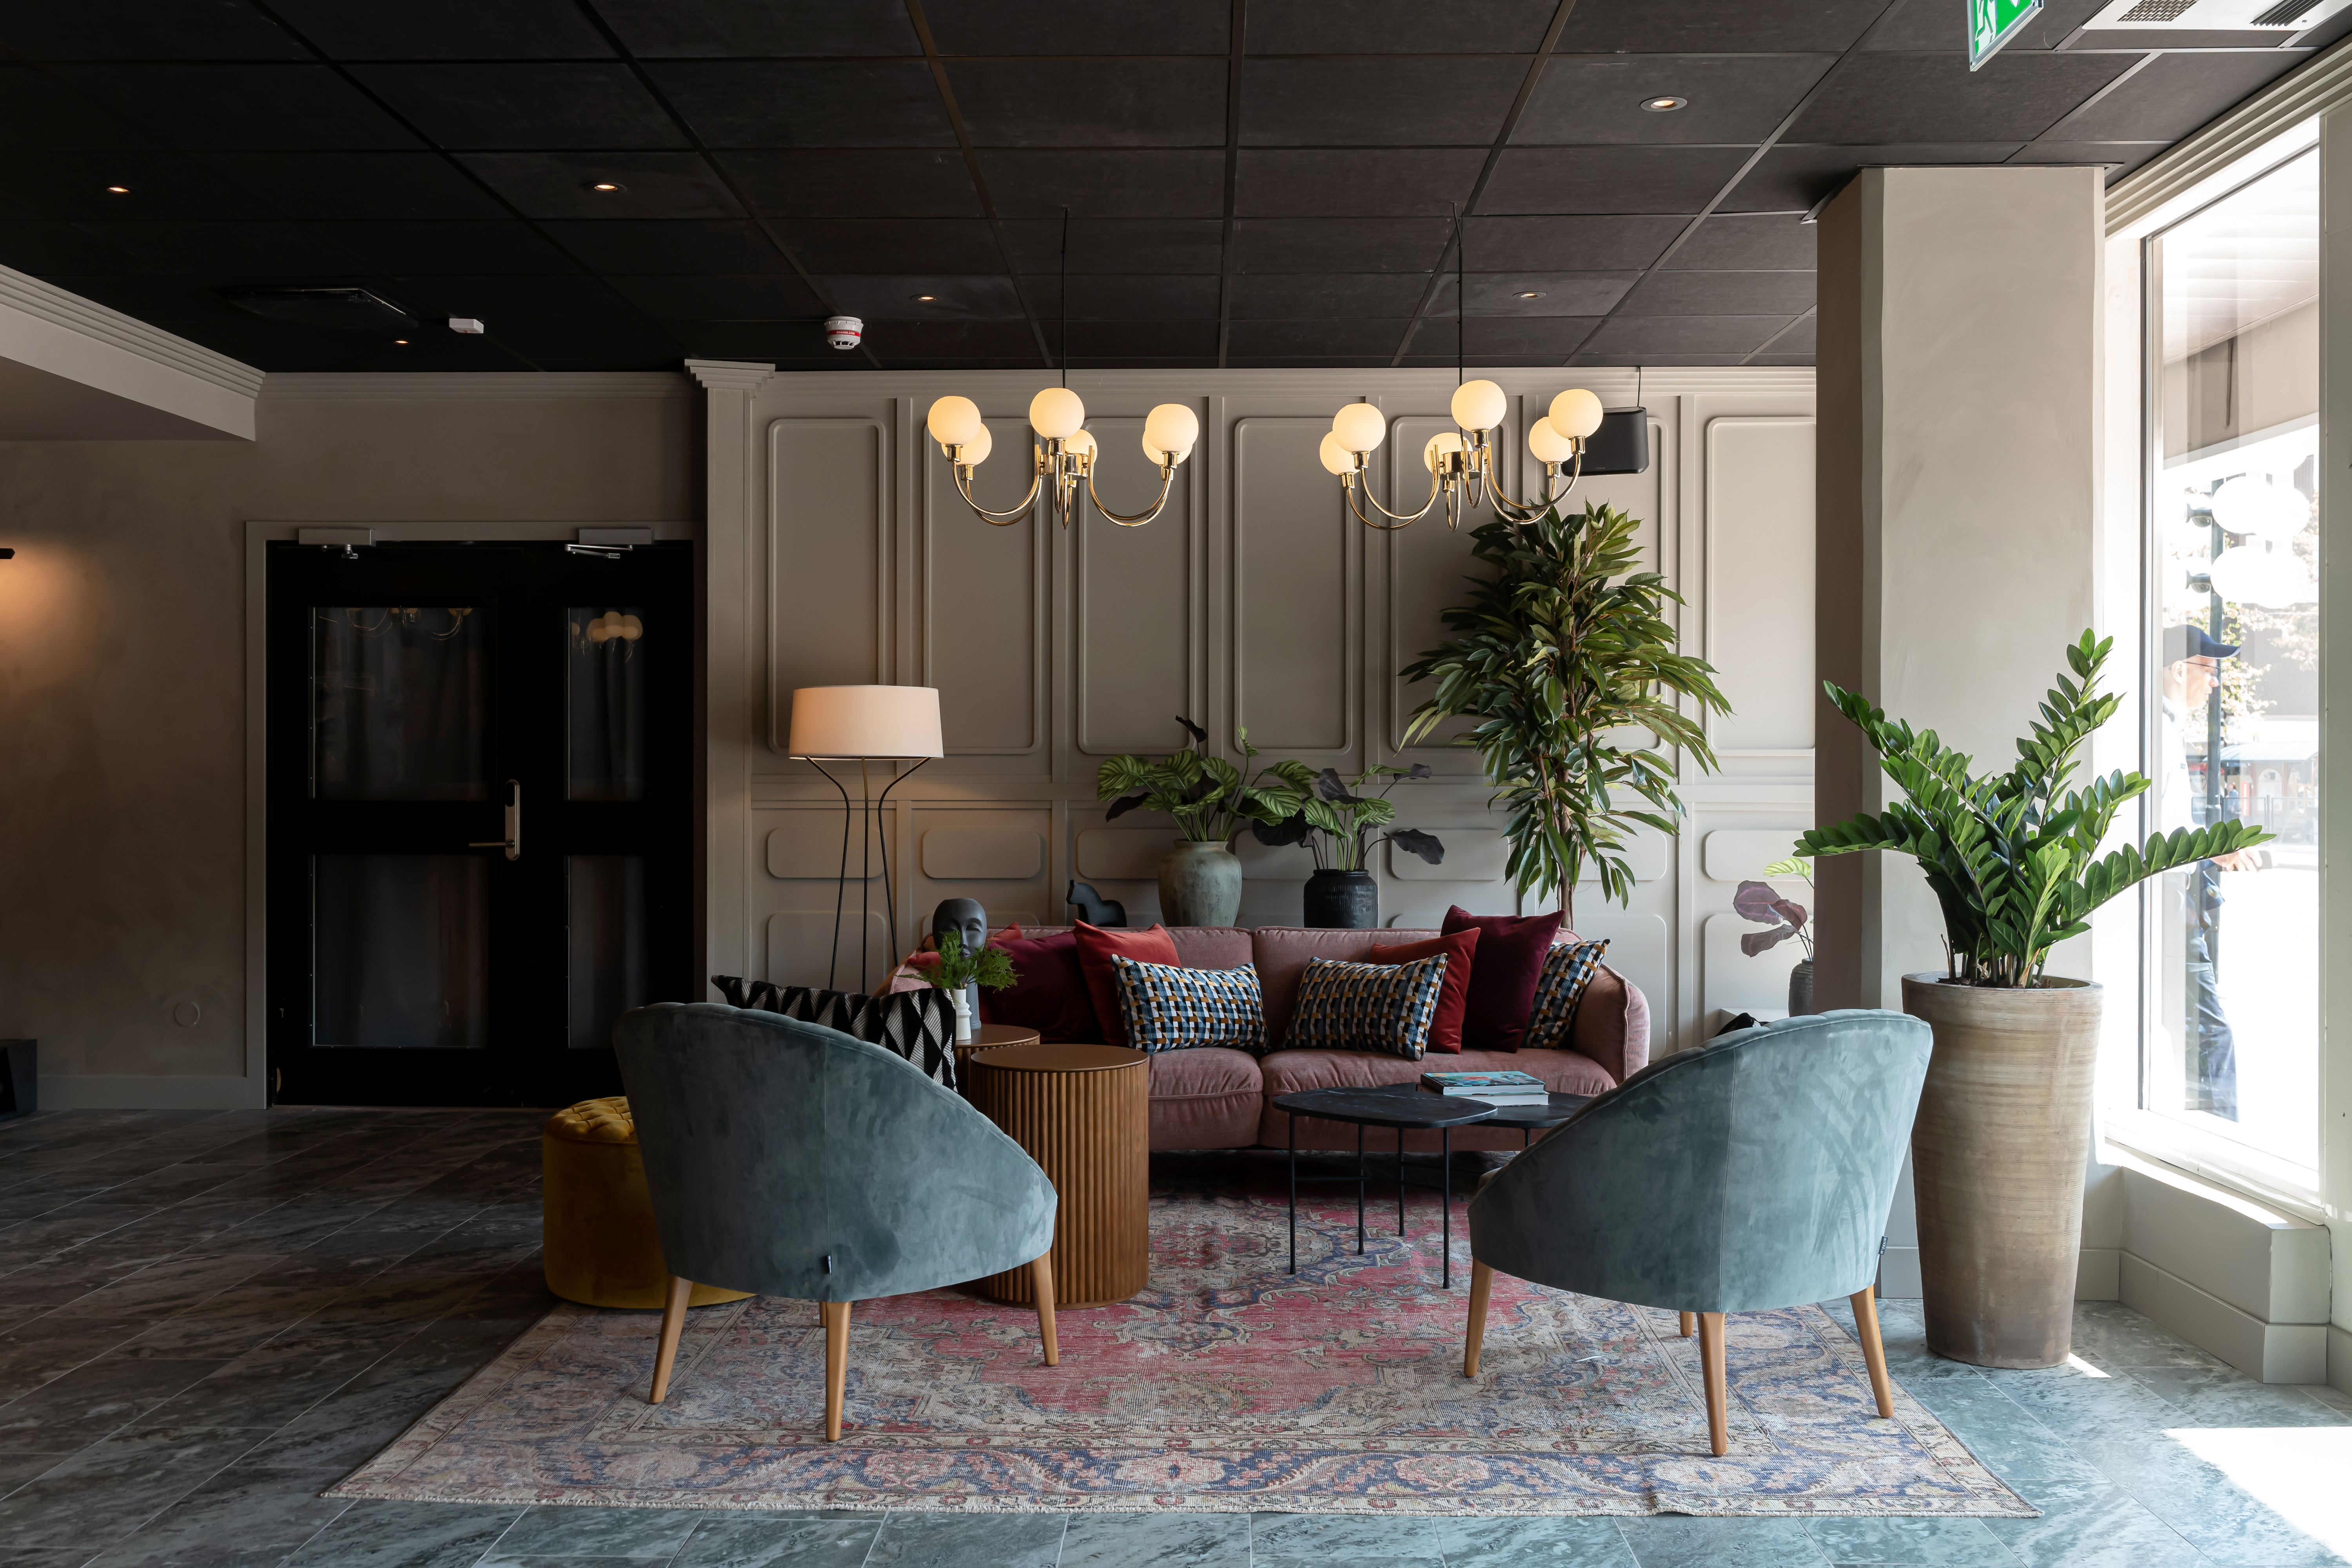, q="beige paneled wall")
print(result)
[698,365,1817,1056]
